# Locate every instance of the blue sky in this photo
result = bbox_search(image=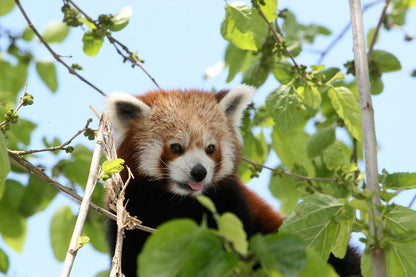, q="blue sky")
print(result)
[1,0,415,276]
